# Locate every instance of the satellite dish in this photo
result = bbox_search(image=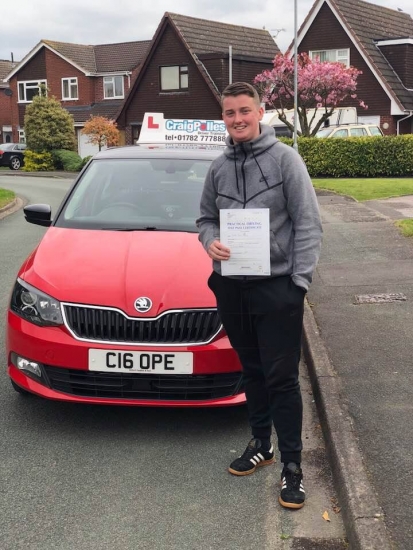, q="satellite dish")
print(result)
[4,88,13,96]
